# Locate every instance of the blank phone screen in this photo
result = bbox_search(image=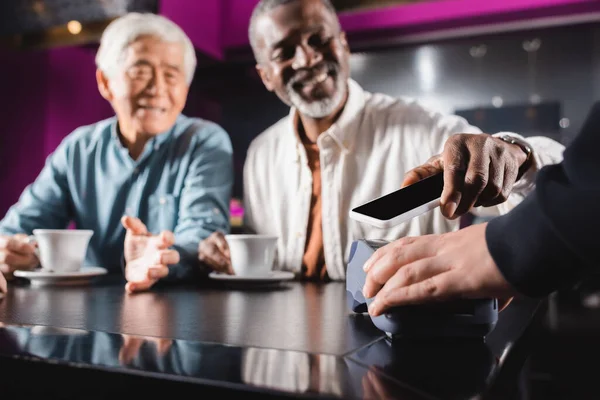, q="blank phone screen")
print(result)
[351,173,444,221]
